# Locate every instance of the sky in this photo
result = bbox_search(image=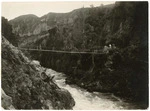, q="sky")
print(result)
[2,1,115,20]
